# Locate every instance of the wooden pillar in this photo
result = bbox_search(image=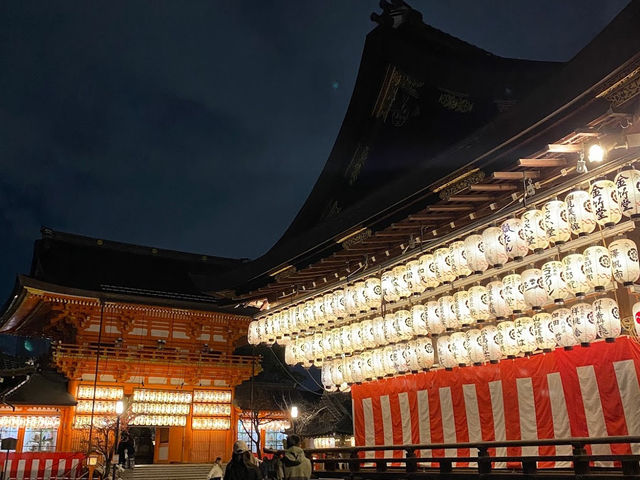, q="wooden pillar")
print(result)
[61,380,78,452]
[183,412,193,462]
